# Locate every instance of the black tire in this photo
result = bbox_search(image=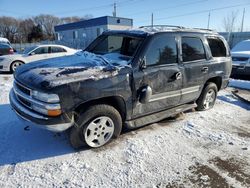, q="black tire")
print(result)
[196,82,218,111]
[69,104,122,149]
[10,61,24,73]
